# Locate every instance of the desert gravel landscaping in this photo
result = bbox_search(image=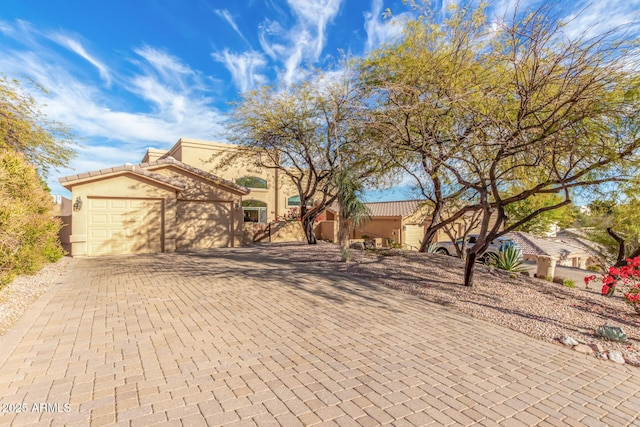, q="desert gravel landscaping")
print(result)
[259,241,640,365]
[0,257,70,336]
